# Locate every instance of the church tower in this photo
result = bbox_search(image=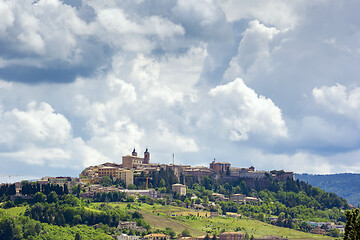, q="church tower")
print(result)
[132,148,137,156]
[144,148,150,164]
